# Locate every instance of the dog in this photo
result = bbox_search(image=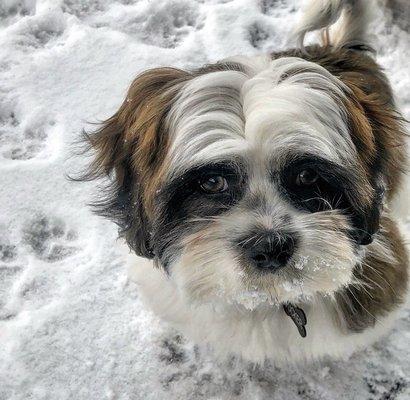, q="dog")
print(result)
[80,0,409,363]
